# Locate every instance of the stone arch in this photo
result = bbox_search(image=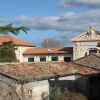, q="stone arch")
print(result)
[85,48,100,56]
